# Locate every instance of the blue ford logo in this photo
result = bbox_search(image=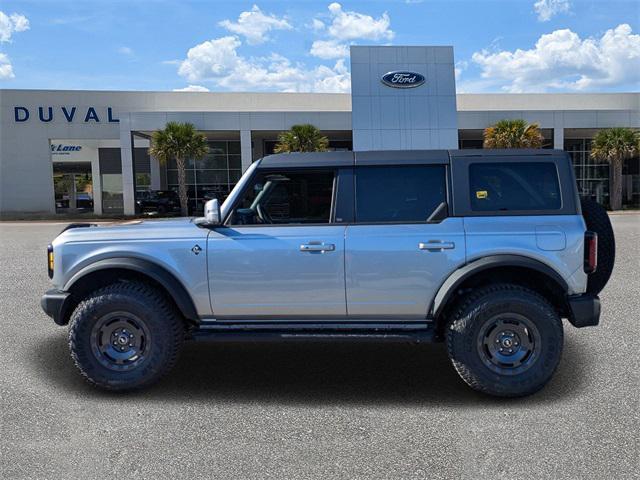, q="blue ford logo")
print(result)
[381,71,425,88]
